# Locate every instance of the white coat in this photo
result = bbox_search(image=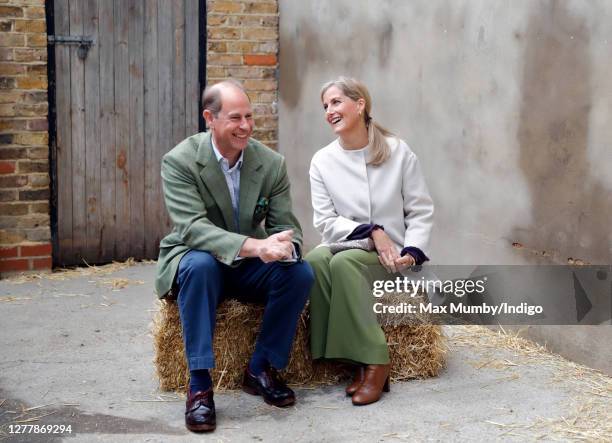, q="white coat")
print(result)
[309,137,434,255]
